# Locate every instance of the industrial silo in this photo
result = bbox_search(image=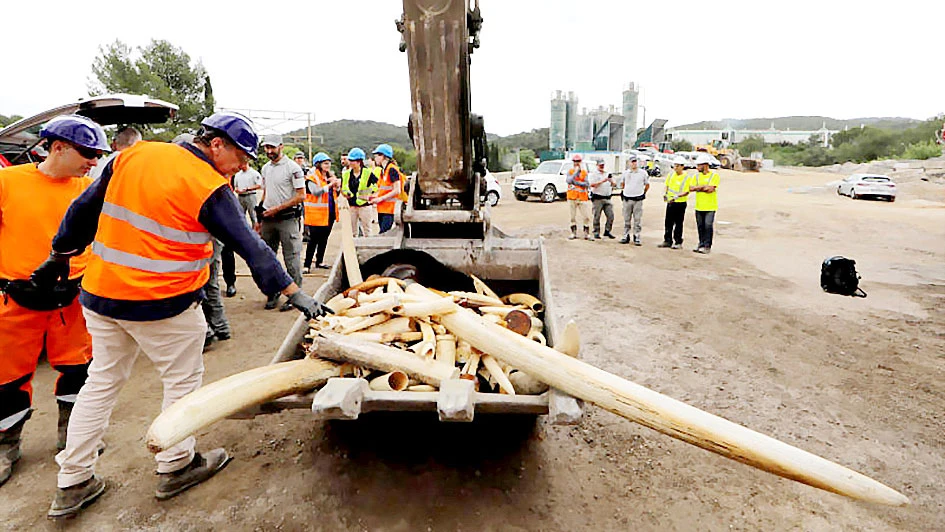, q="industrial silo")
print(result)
[549,91,567,151]
[622,82,639,149]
